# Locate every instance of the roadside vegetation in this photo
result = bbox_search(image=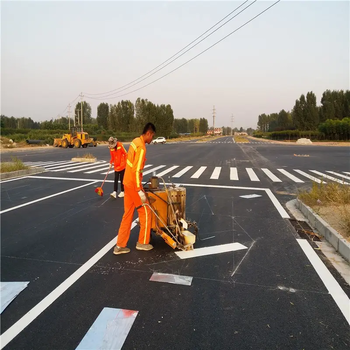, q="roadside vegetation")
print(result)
[233,135,249,143]
[0,157,28,173]
[299,182,350,239]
